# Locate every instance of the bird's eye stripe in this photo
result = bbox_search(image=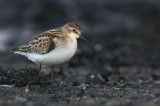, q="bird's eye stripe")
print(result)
[72,29,78,34]
[73,29,76,32]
